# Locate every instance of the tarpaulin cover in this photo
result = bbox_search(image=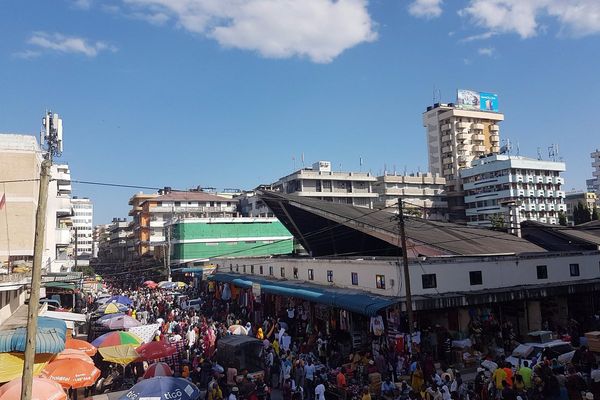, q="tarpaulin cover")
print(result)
[0,352,54,383]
